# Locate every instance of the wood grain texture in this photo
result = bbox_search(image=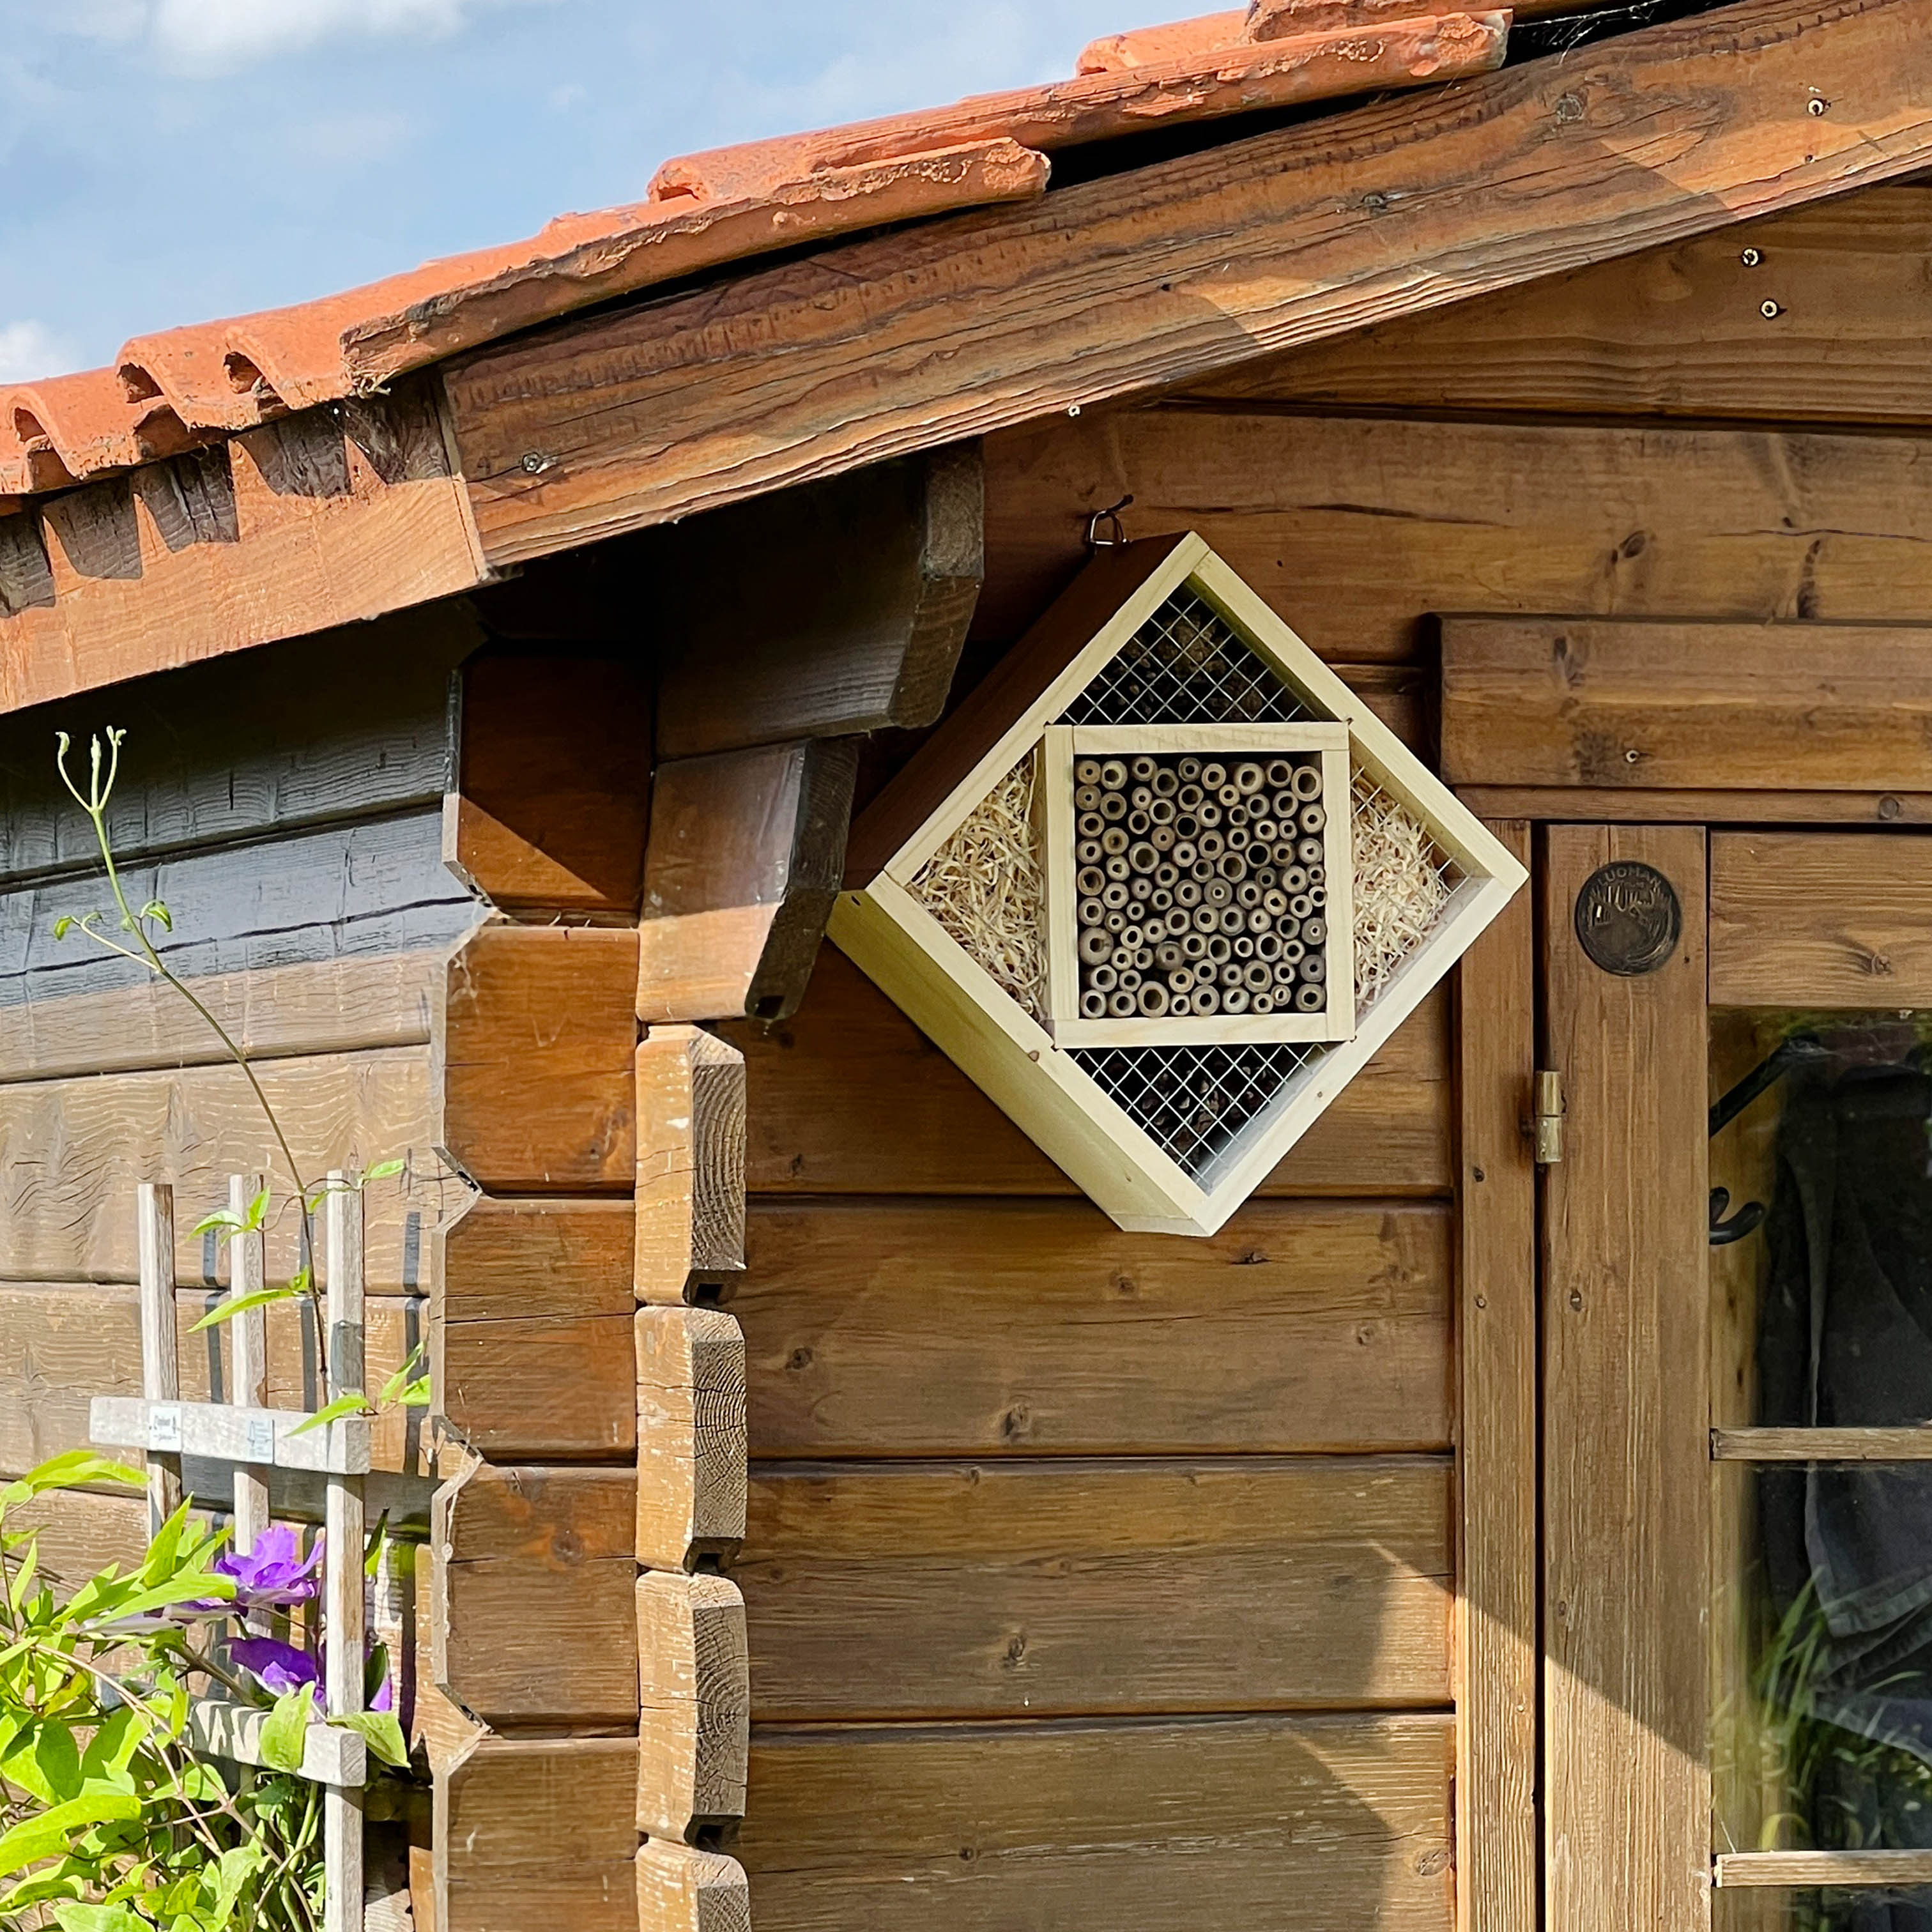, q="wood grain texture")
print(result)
[635,1027,745,1305]
[448,650,653,919]
[0,384,484,714]
[0,951,446,1086]
[720,944,1452,1197]
[1710,832,1932,1006]
[0,595,471,884]
[447,0,1932,565]
[1455,786,1932,827]
[979,406,1932,661]
[737,1711,1454,1931]
[438,1736,640,1932]
[433,1460,638,1727]
[436,922,640,1191]
[652,445,984,759]
[1542,824,1709,1932]
[636,1307,747,1572]
[636,1841,747,1932]
[635,1570,749,1840]
[439,1305,634,1460]
[638,740,859,1025]
[1178,185,1932,425]
[1,809,478,1013]
[1713,1427,1932,1460]
[1453,820,1537,1932]
[0,1046,459,1290]
[1441,617,1932,792]
[0,1280,429,1478]
[733,1456,1452,1719]
[732,1197,1450,1455]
